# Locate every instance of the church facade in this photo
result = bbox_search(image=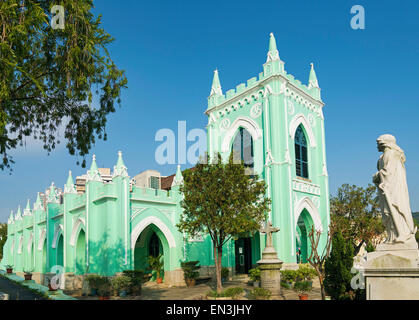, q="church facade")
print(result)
[0,33,330,288]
